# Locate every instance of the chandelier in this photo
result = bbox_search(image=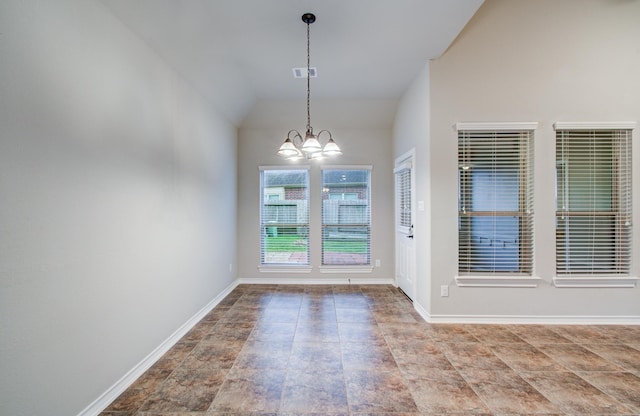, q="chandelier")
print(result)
[277,13,342,161]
